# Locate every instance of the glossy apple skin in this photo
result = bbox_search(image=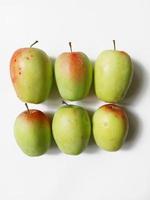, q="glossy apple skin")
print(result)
[55,52,92,101]
[52,105,91,155]
[93,104,128,151]
[95,50,133,102]
[14,109,52,156]
[10,48,53,103]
